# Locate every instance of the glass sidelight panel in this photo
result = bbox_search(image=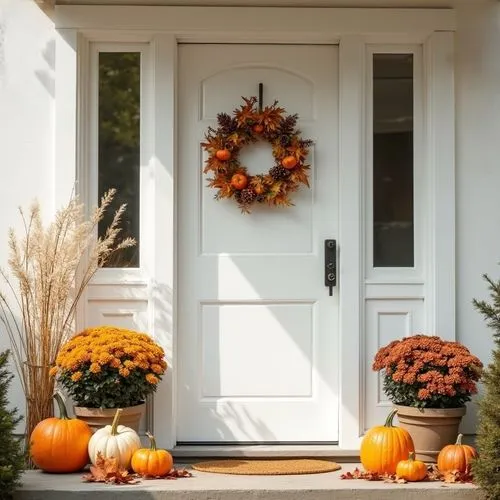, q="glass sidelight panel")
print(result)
[98,52,141,268]
[373,53,414,268]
